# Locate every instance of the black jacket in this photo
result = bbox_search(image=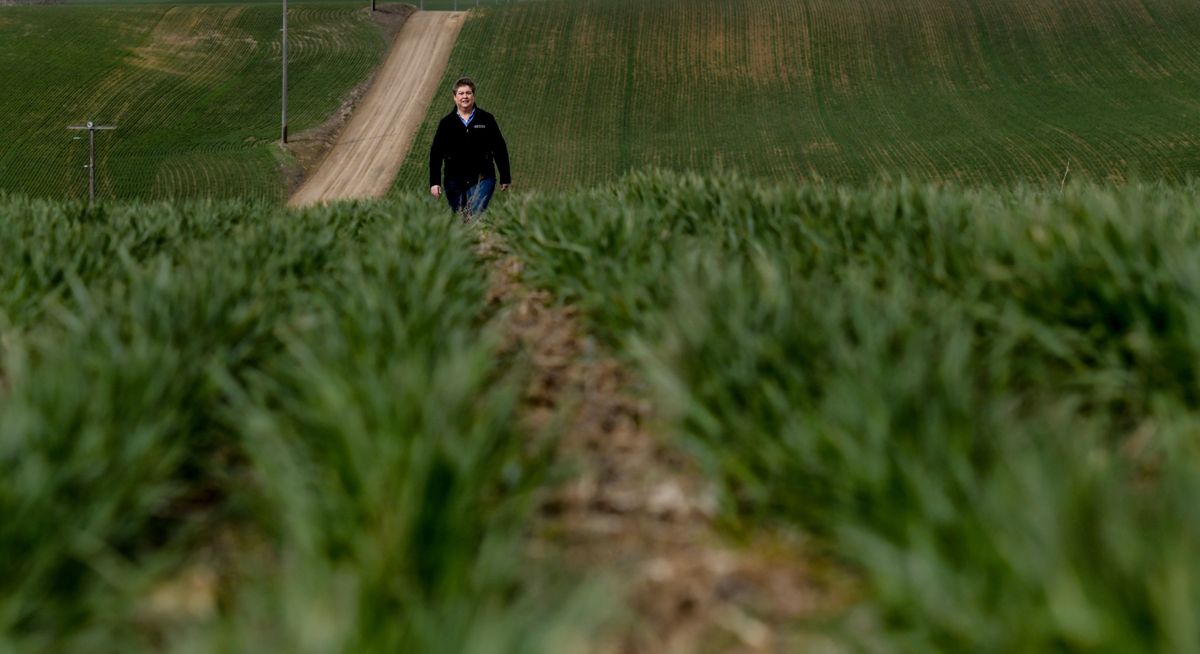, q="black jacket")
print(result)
[429,107,511,187]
